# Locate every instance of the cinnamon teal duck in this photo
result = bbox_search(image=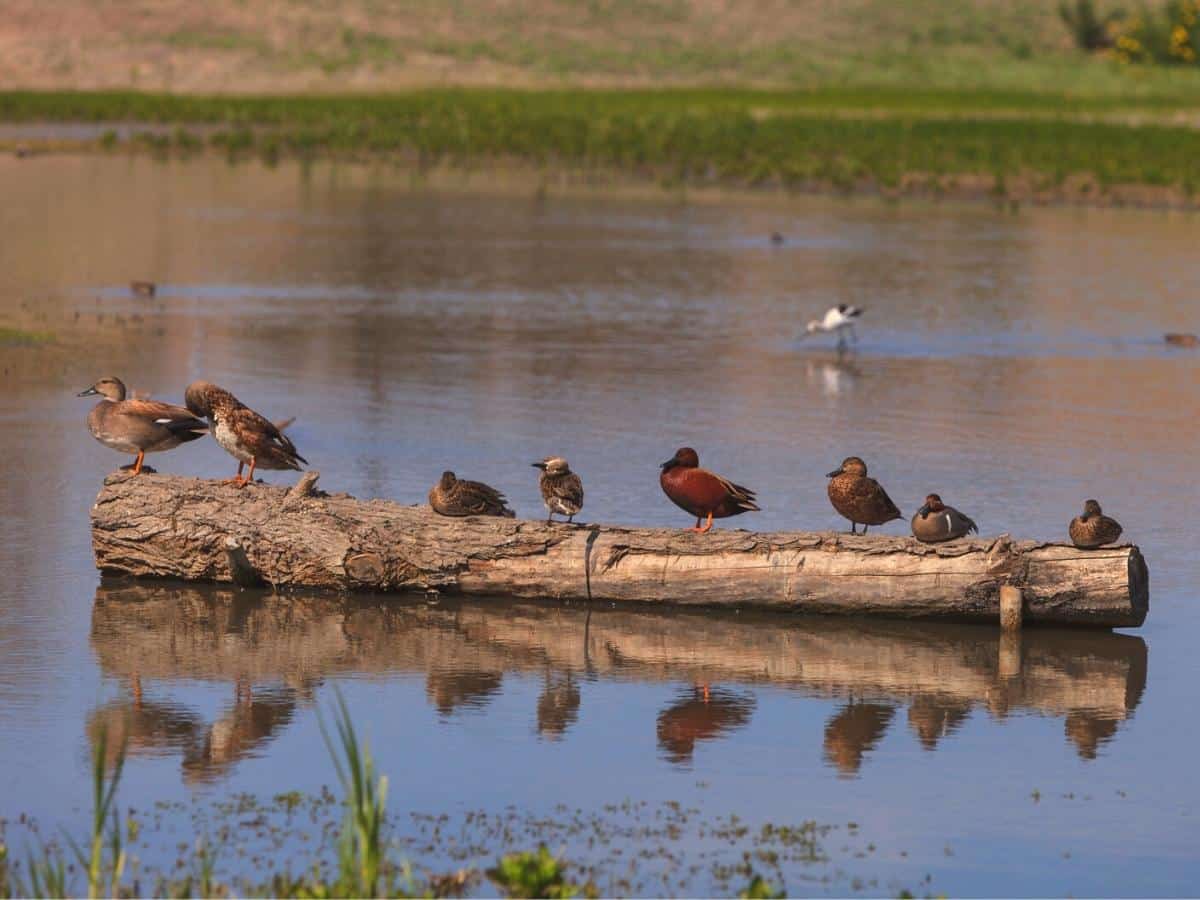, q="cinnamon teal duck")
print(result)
[79,376,207,475]
[826,456,901,534]
[911,493,978,543]
[532,456,584,524]
[429,471,515,518]
[1068,499,1123,549]
[184,381,306,487]
[660,447,759,533]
